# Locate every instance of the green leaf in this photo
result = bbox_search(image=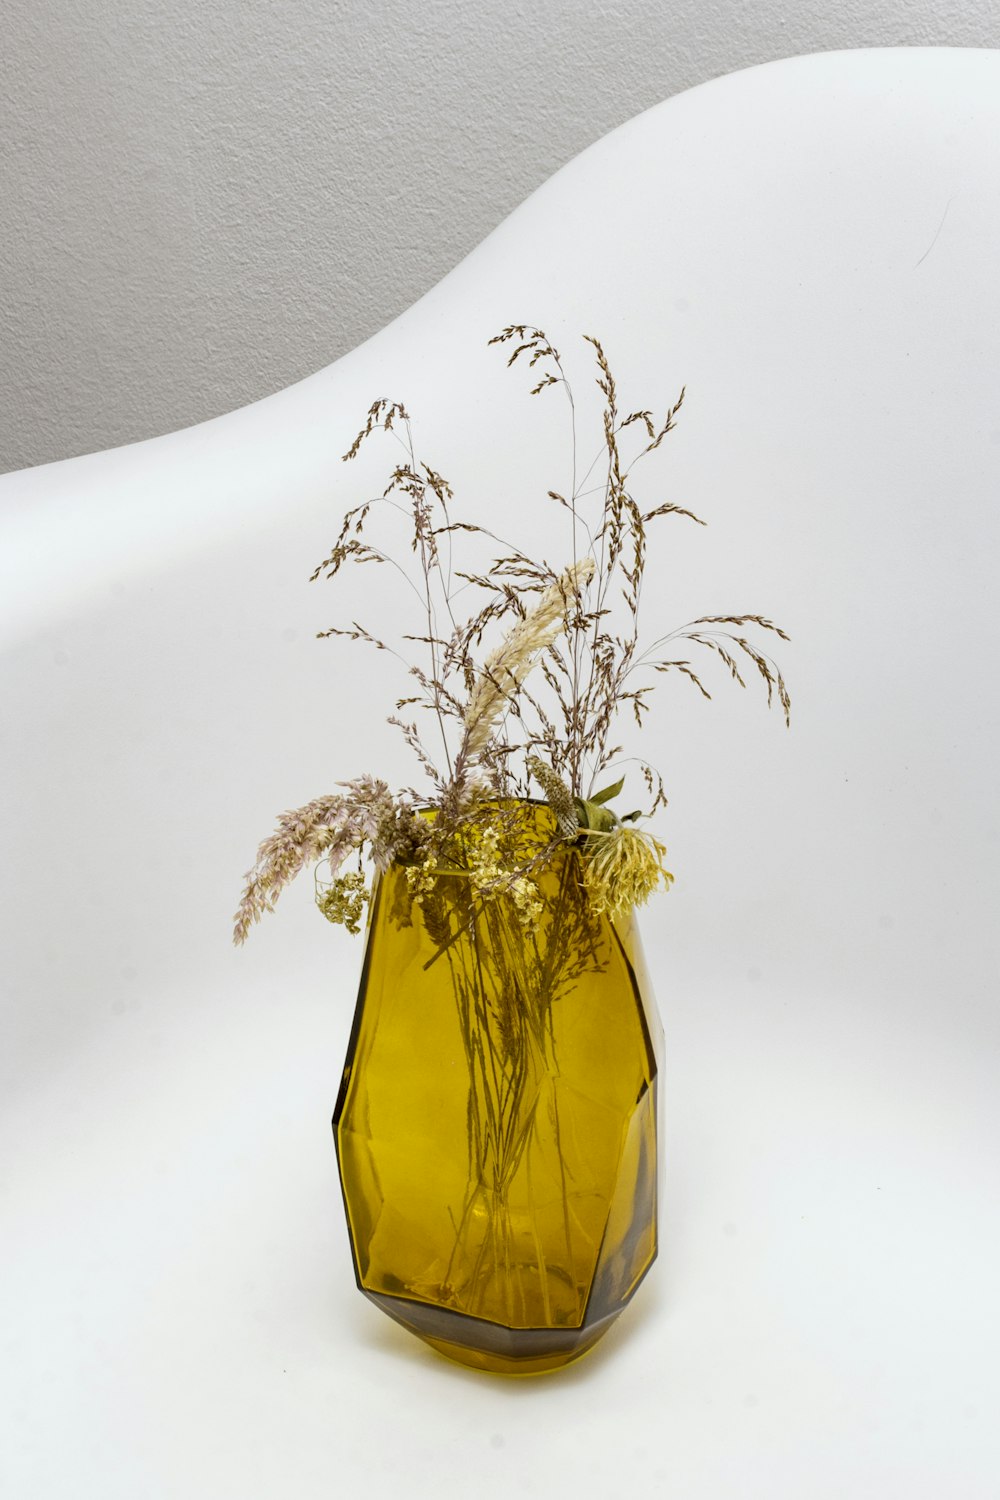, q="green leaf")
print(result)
[576,796,616,833]
[574,796,595,830]
[589,776,625,806]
